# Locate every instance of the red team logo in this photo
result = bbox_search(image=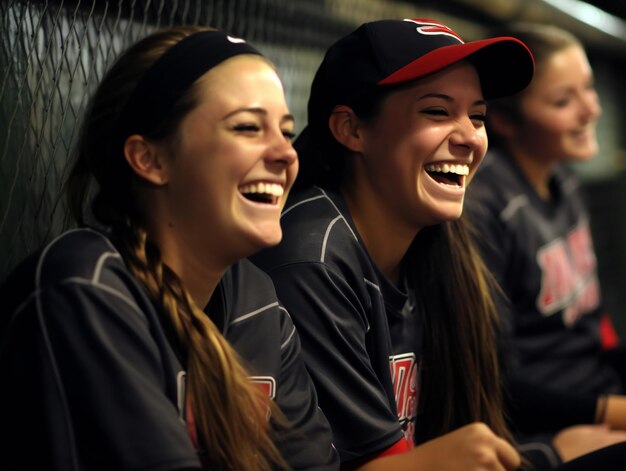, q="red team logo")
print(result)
[536,222,600,326]
[389,353,419,445]
[178,372,277,458]
[250,375,277,400]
